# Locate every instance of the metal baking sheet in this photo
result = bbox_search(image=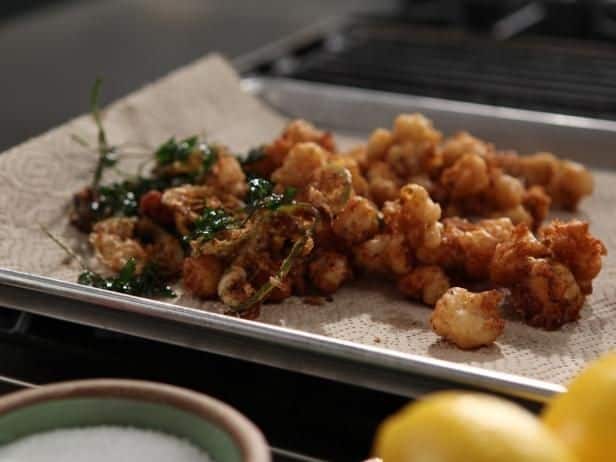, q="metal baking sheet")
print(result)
[3,77,615,403]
